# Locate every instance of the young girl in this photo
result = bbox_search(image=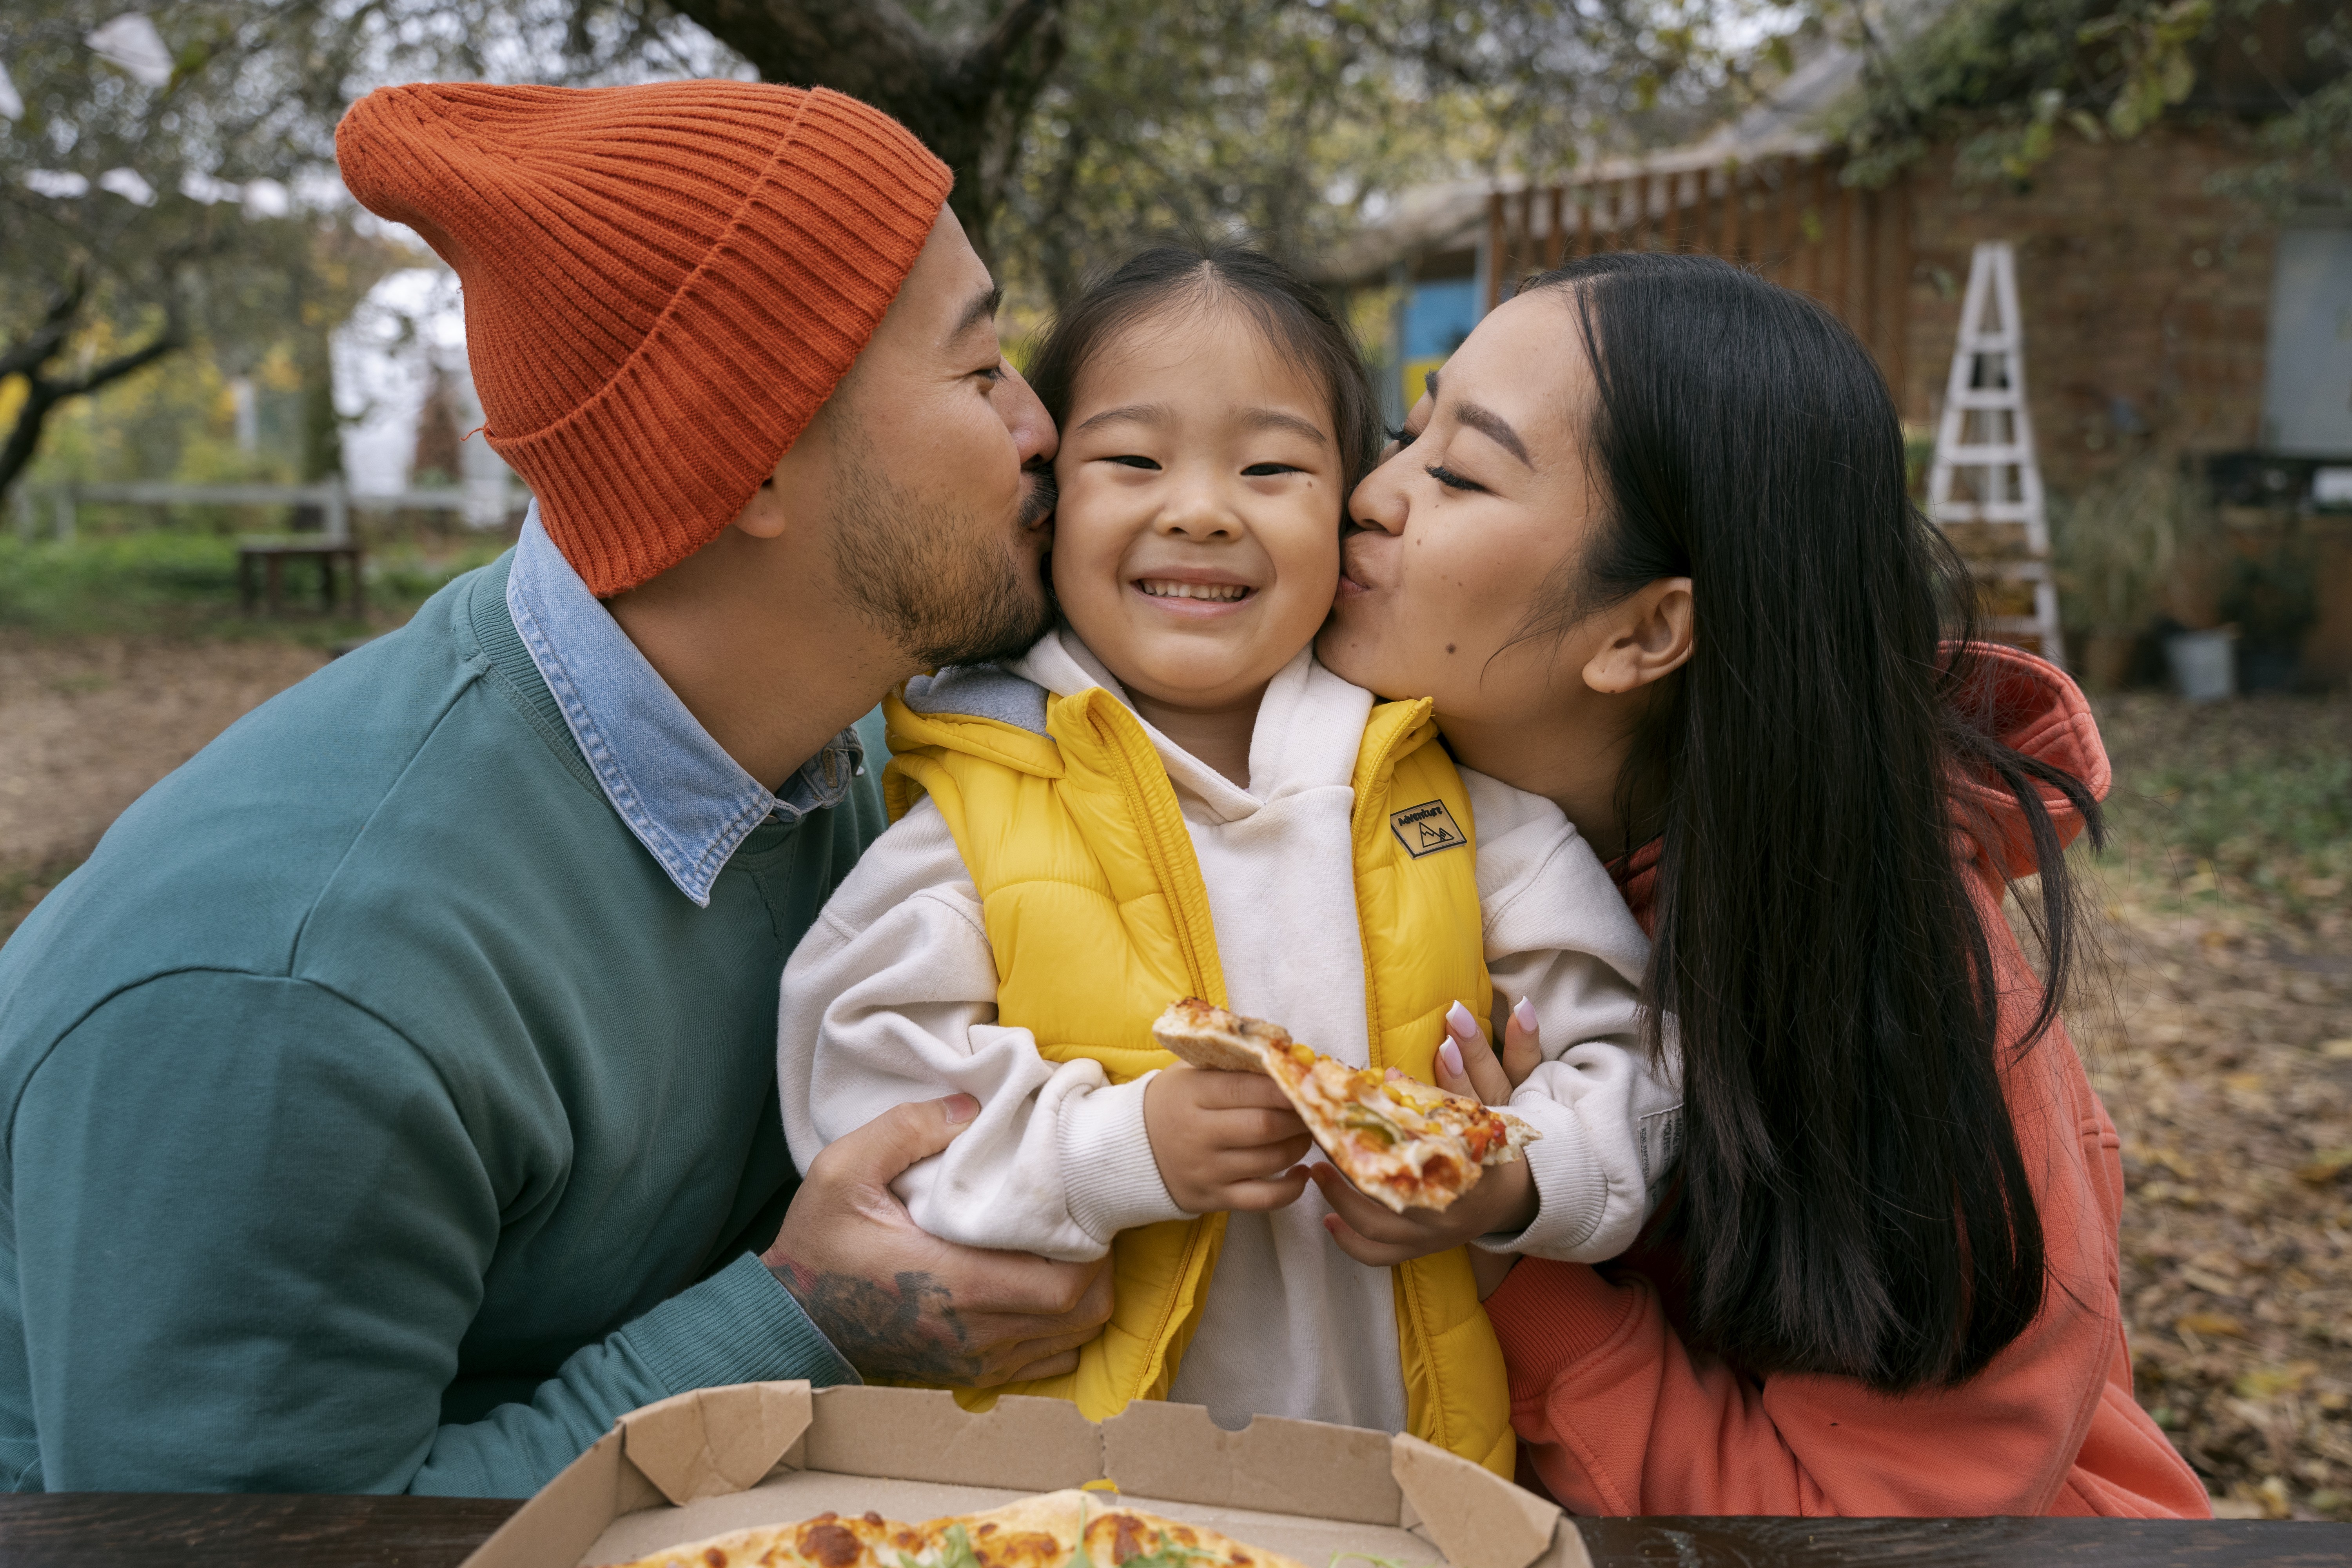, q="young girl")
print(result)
[777,245,1678,1474]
